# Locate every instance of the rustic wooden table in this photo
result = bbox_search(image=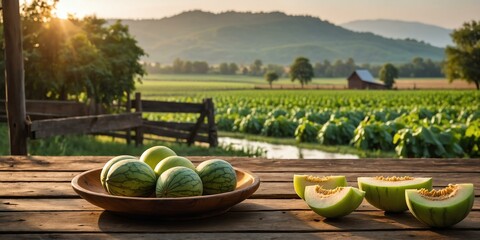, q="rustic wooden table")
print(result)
[0,156,478,239]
